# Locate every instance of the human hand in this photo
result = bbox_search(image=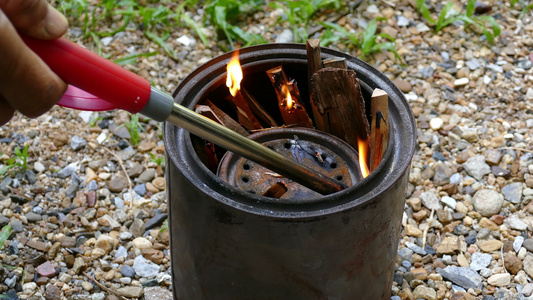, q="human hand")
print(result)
[0,0,69,125]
